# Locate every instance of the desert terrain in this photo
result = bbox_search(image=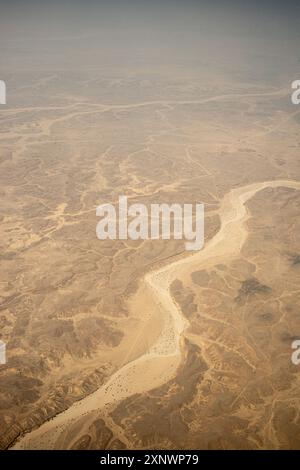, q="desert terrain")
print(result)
[1,1,300,450]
